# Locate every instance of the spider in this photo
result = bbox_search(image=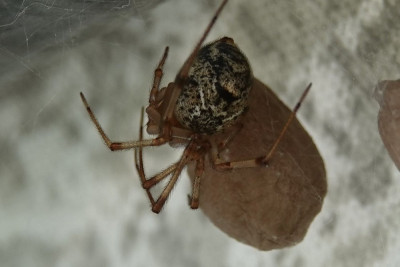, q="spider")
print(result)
[80,0,311,214]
